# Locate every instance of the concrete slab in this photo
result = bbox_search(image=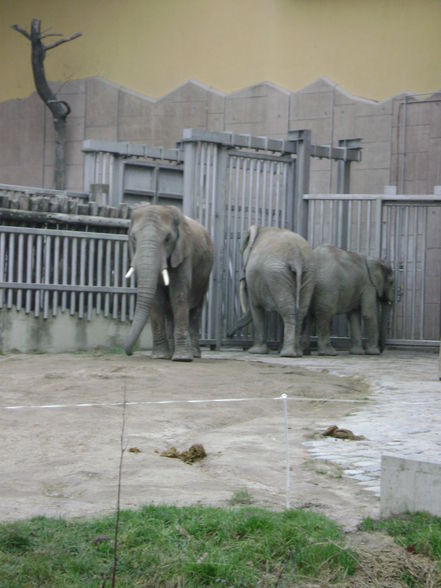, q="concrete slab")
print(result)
[380,455,441,517]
